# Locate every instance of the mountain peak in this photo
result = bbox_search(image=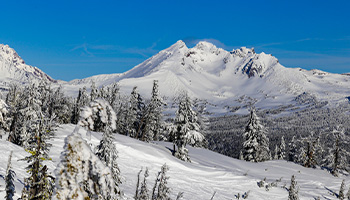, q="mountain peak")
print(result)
[0,44,56,85]
[194,41,219,51]
[231,47,255,57]
[0,44,26,67]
